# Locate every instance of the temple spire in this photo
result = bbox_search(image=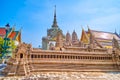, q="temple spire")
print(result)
[52,5,58,28]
